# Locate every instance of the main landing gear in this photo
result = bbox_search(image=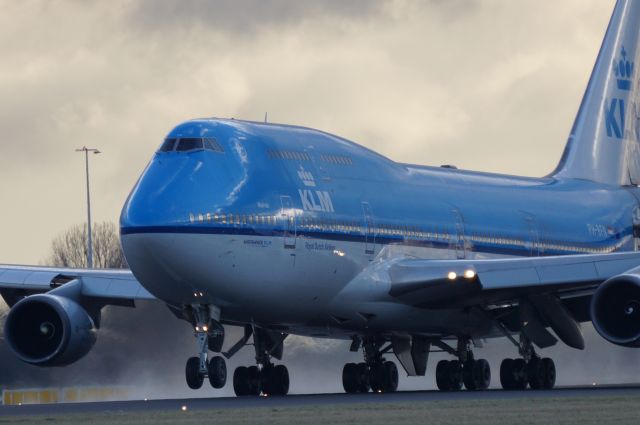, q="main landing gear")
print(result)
[434,339,491,391]
[499,335,555,390]
[184,305,227,390]
[231,326,290,396]
[342,337,399,393]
